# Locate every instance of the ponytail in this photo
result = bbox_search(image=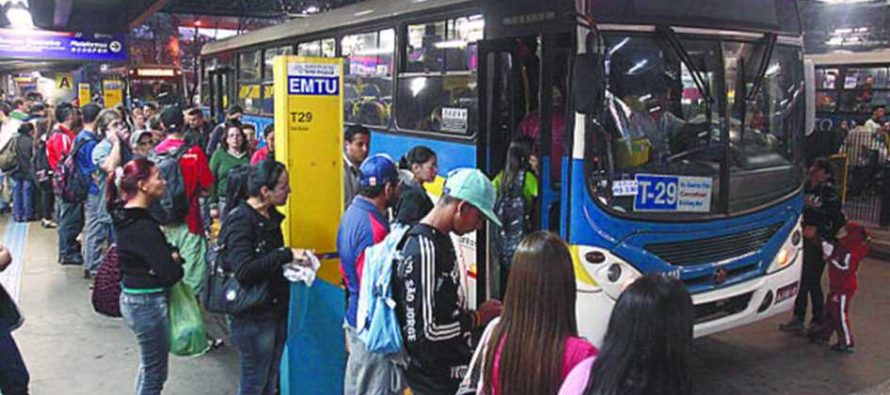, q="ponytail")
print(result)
[223,164,251,221]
